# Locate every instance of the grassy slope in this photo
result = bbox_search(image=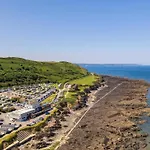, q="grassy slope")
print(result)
[65,75,100,104]
[69,75,99,85]
[41,94,57,104]
[0,57,89,87]
[64,92,77,104]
